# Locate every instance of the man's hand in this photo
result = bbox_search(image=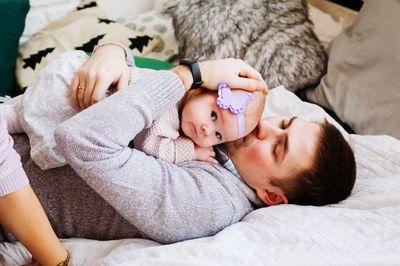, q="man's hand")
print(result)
[200,58,268,94]
[194,145,219,164]
[70,44,130,109]
[173,58,268,94]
